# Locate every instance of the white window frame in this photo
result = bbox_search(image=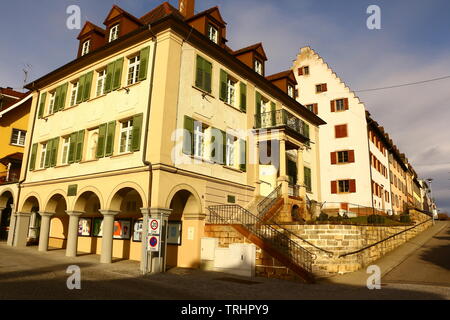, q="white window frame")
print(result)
[81,40,90,56]
[10,129,26,146]
[96,69,107,96]
[70,82,78,107]
[255,60,263,75]
[61,137,70,165]
[226,78,236,106]
[288,85,294,98]
[338,180,350,193]
[127,55,140,86]
[226,134,236,167]
[336,99,345,111]
[39,143,47,169]
[109,24,119,42]
[119,119,133,154]
[48,92,56,114]
[208,24,219,44]
[193,121,204,158]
